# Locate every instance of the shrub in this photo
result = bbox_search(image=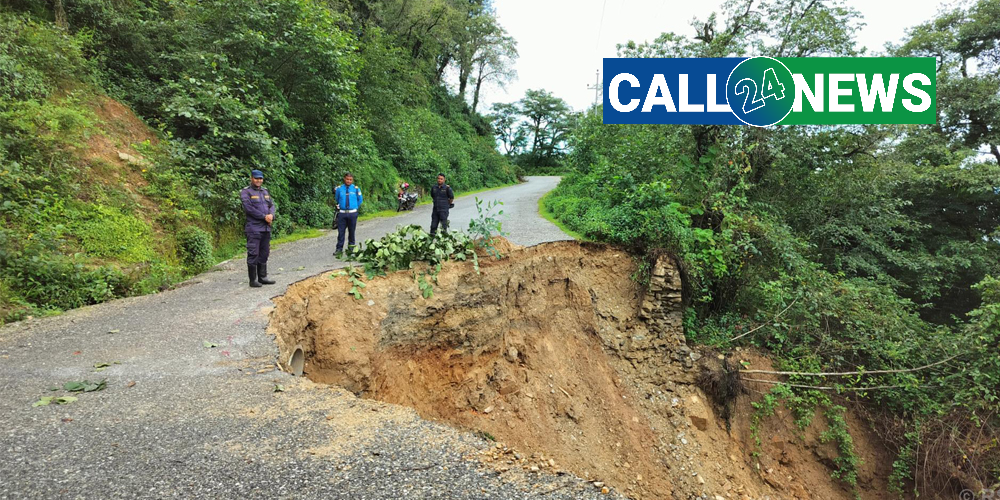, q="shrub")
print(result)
[288,200,334,229]
[0,228,124,312]
[176,226,214,272]
[73,205,156,264]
